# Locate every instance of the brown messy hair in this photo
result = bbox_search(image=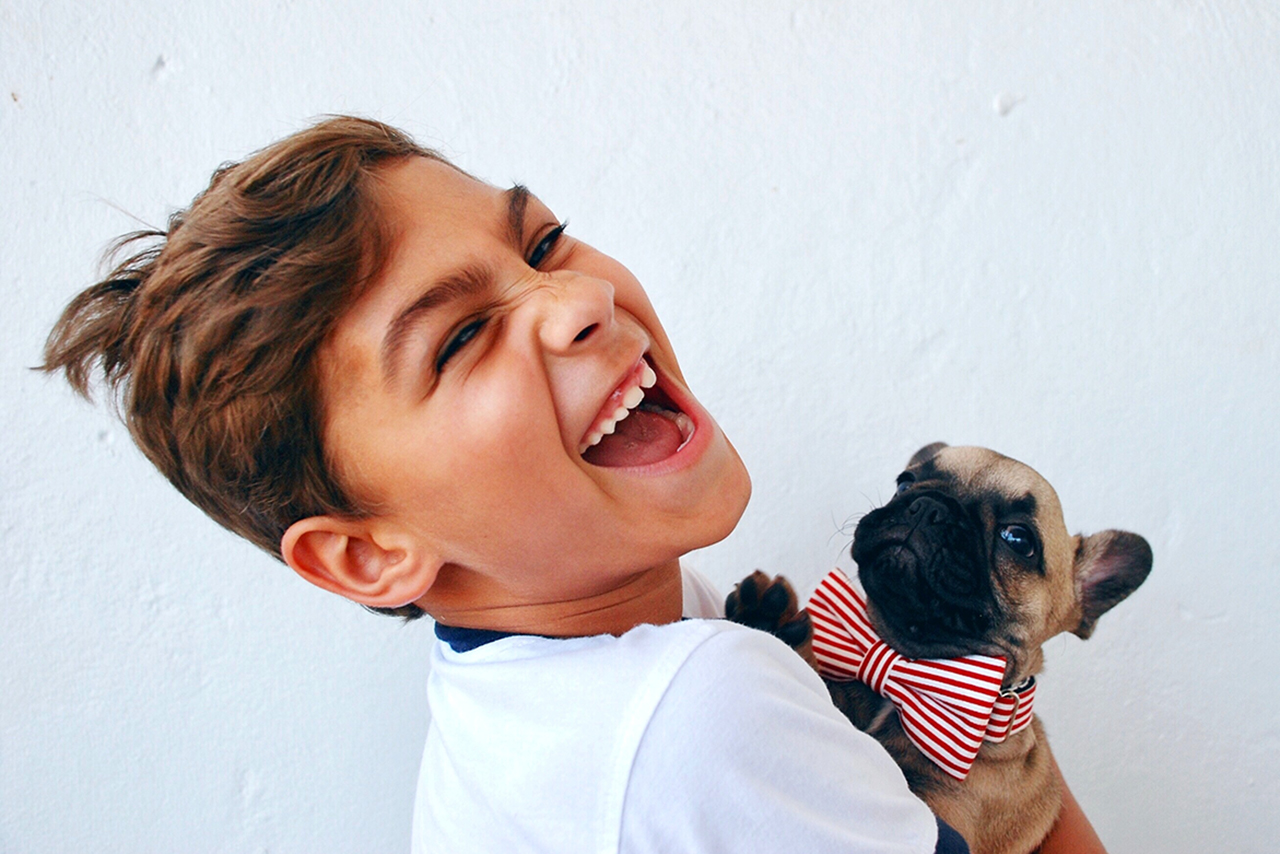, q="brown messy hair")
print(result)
[42,116,441,619]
